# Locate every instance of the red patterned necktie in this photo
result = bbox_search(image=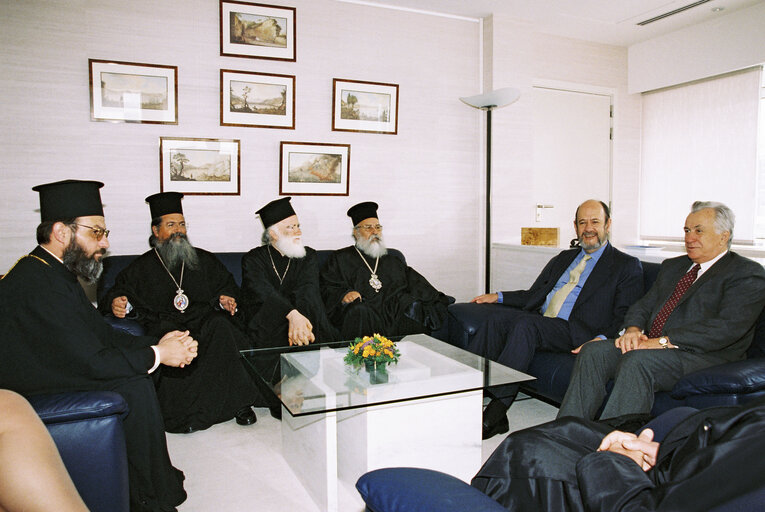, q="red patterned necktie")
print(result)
[647,264,701,338]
